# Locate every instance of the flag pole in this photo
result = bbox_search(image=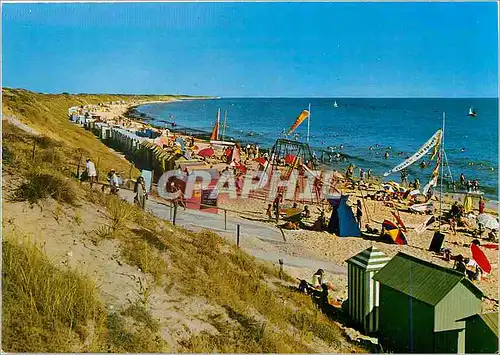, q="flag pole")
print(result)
[222,110,228,141]
[307,103,311,143]
[438,112,445,233]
